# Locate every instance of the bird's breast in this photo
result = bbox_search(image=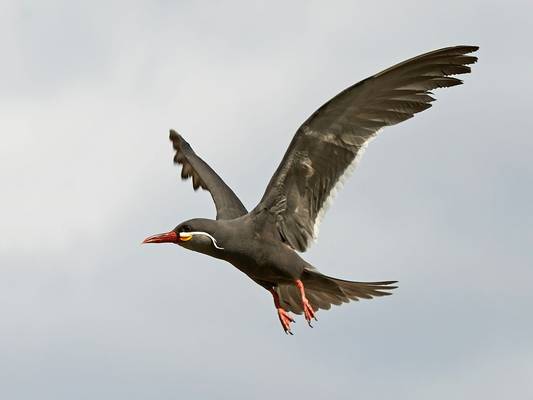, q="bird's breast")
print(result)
[219,238,304,283]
